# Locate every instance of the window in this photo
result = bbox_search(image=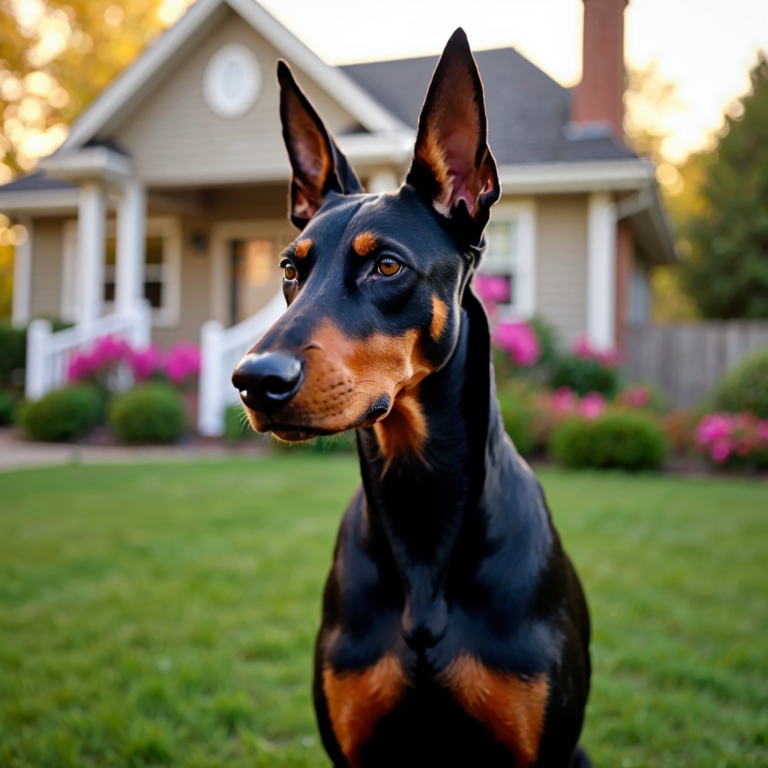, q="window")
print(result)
[479,201,536,318]
[62,217,181,327]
